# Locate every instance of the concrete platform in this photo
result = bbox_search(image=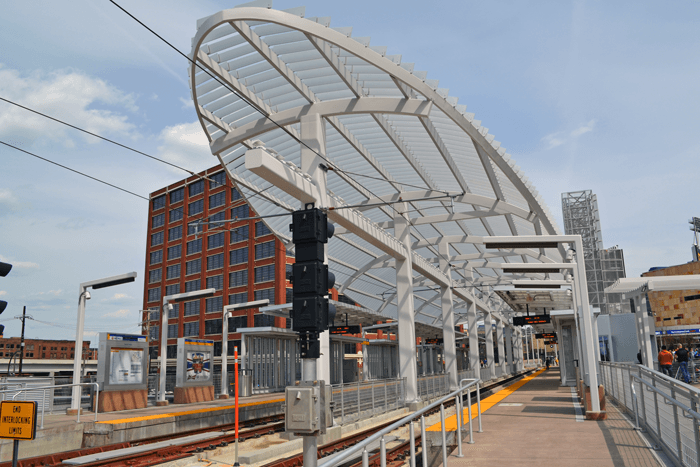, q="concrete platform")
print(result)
[0,392,284,462]
[441,369,664,467]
